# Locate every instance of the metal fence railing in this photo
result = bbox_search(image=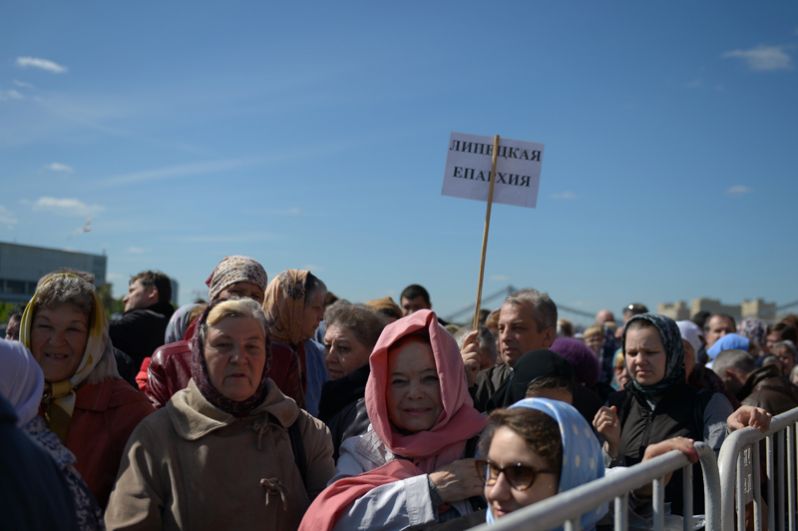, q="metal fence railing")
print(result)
[718,406,798,531]
[469,441,720,531]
